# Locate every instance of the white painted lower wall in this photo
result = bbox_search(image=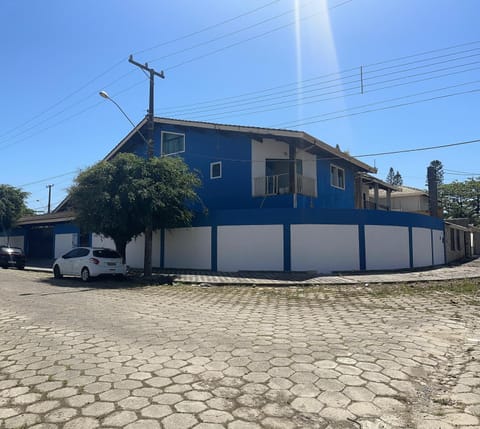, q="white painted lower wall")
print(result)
[291,224,359,273]
[217,225,283,272]
[412,228,432,268]
[84,223,444,273]
[125,236,145,269]
[0,235,25,249]
[124,231,161,269]
[165,227,211,270]
[92,234,116,250]
[55,233,78,258]
[365,225,410,270]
